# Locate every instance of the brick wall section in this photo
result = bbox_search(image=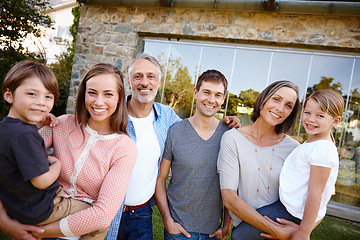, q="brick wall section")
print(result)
[67,4,360,113]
